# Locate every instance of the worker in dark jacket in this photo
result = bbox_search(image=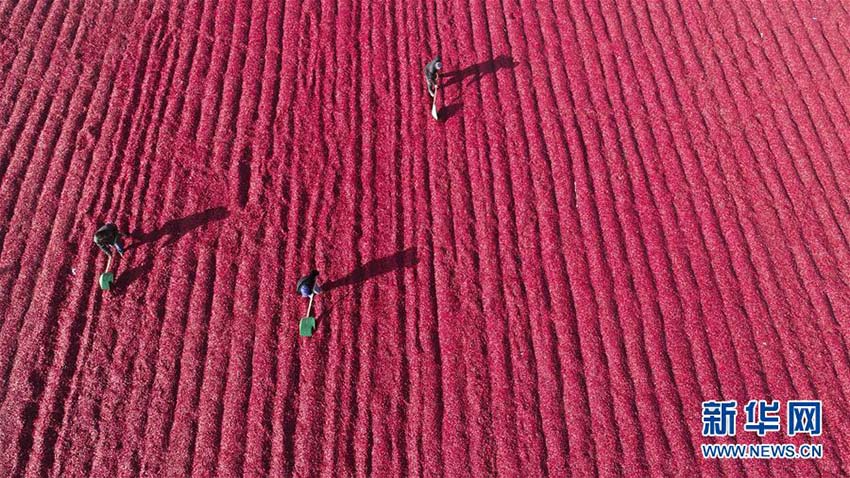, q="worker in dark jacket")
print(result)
[94,223,125,257]
[296,269,322,297]
[424,55,442,97]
